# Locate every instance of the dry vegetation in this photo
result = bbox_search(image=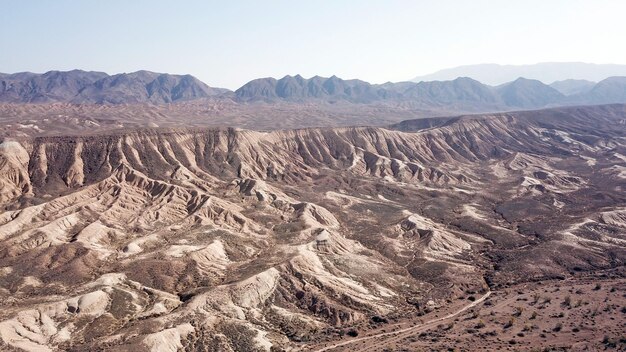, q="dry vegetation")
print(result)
[313,276,625,351]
